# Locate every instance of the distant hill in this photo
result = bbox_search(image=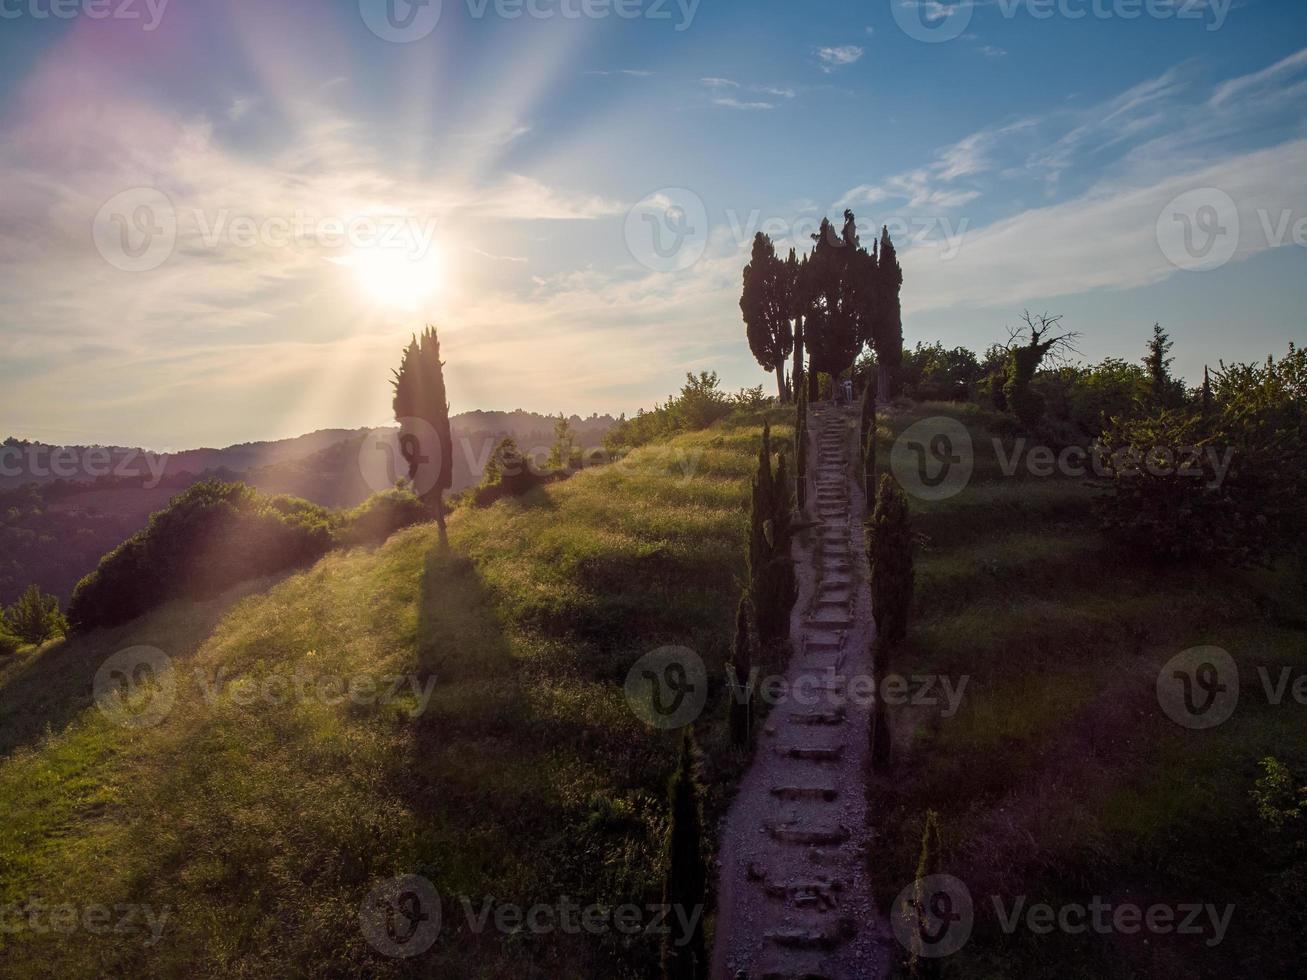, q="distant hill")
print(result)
[0,411,615,605]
